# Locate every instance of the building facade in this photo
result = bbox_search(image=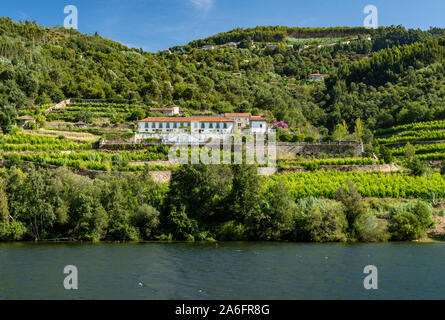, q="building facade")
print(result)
[136,116,235,144]
[223,113,251,129]
[250,116,268,133]
[138,116,234,133]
